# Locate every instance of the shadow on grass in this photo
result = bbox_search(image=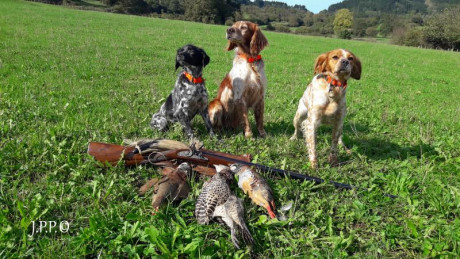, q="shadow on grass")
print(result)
[264,119,438,161]
[348,136,438,161]
[264,120,294,137]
